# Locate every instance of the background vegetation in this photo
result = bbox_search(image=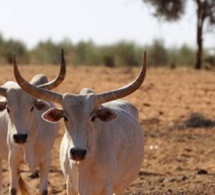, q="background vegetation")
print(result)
[142,0,215,69]
[0,33,214,68]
